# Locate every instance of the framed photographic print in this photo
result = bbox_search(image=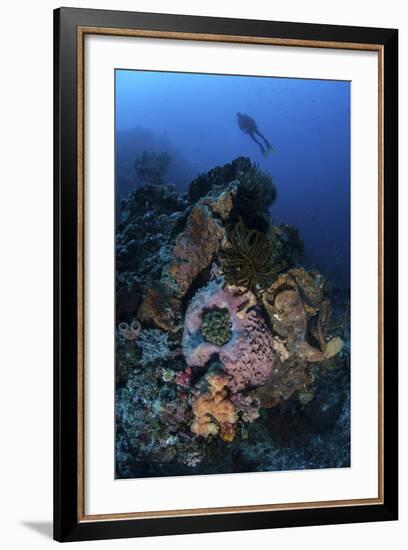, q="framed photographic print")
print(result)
[54,7,398,542]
